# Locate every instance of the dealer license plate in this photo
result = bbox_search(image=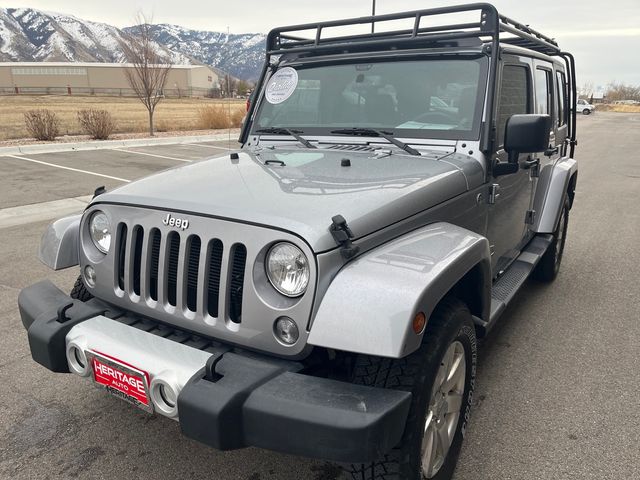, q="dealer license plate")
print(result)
[88,351,153,413]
